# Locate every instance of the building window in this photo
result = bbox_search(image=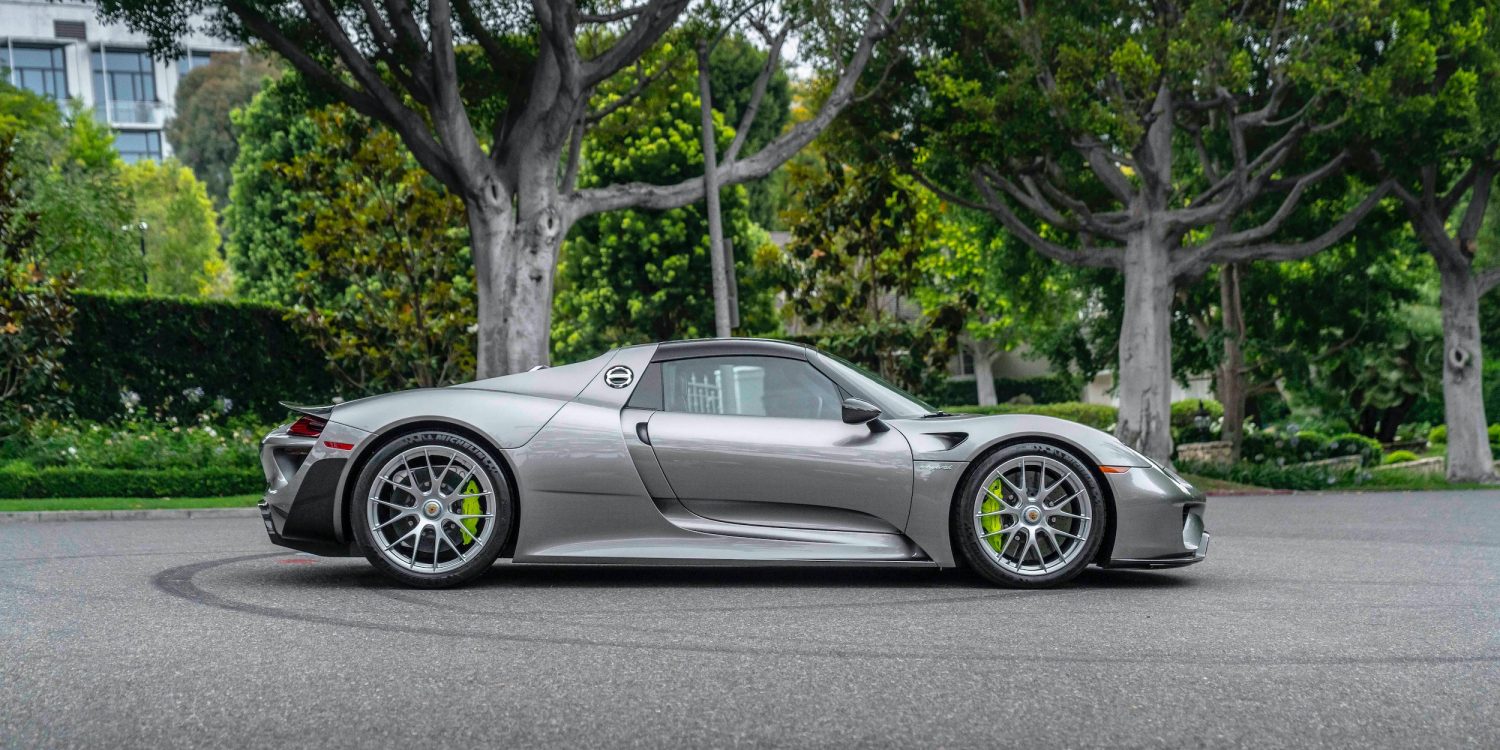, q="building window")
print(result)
[92,47,157,122]
[177,50,213,79]
[114,130,161,163]
[2,45,70,100]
